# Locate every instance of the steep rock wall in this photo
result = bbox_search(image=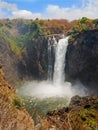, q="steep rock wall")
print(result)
[22,36,48,80]
[0,35,60,84]
[65,29,98,91]
[0,36,48,84]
